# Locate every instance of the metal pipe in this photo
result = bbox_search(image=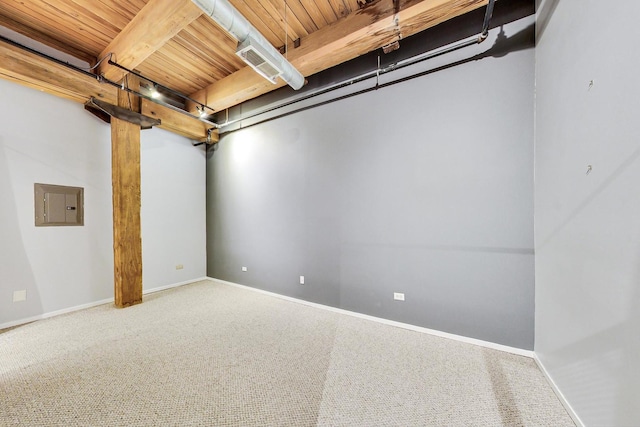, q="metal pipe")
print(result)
[117,84,219,128]
[0,34,103,80]
[219,51,474,133]
[217,0,498,131]
[381,37,478,74]
[480,0,496,41]
[0,34,220,129]
[217,36,480,130]
[191,0,304,90]
[107,59,215,114]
